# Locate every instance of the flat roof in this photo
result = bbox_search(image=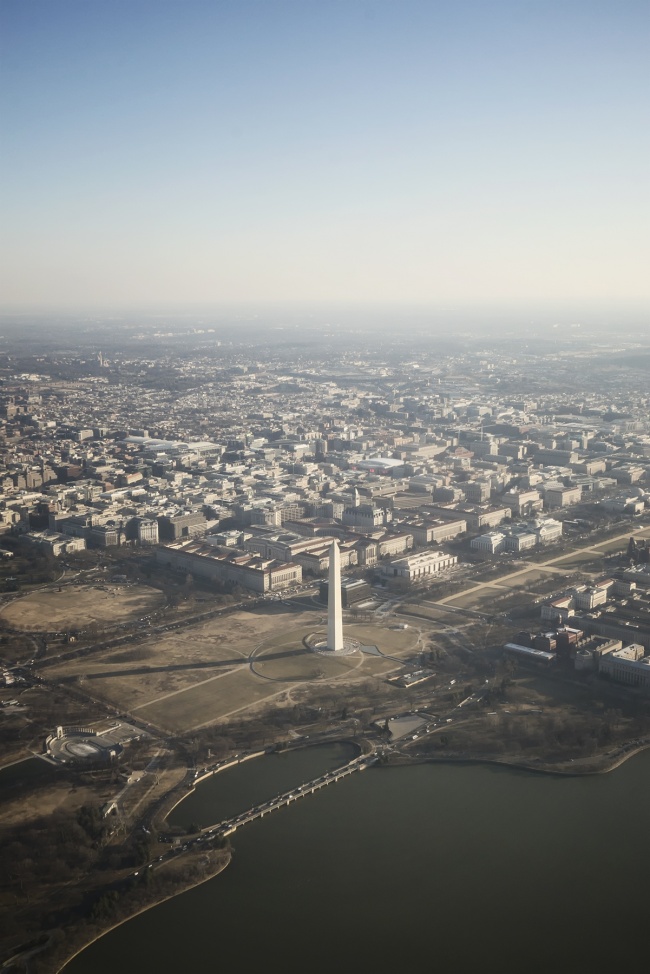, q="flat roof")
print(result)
[504,643,556,662]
